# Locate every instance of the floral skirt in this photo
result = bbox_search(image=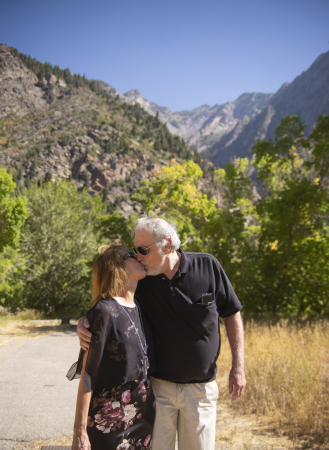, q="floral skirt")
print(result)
[87,378,155,450]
